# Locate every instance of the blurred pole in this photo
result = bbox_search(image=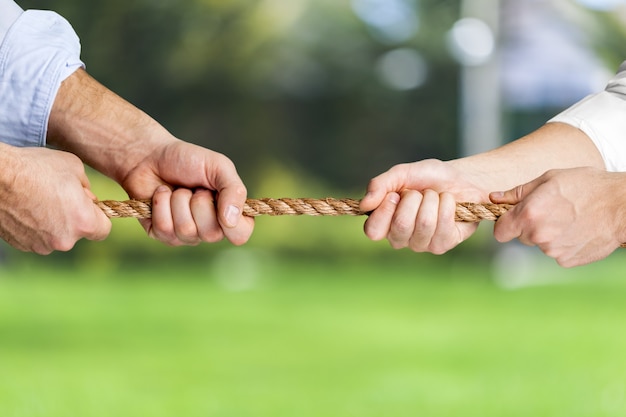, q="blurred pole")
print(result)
[459,0,501,157]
